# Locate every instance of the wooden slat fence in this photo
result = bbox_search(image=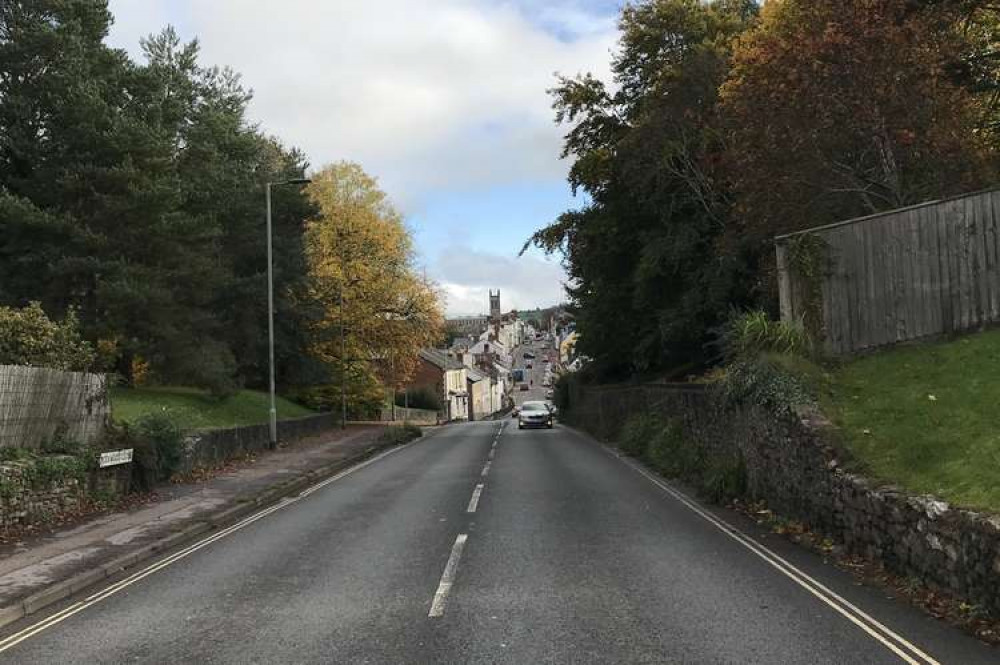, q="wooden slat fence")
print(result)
[776,188,1000,355]
[0,365,109,449]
